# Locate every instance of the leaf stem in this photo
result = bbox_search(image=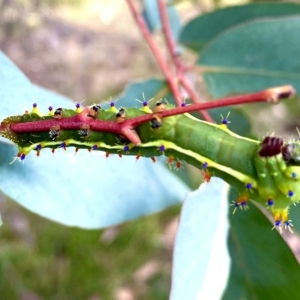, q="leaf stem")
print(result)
[126,0,182,107]
[5,85,294,146]
[157,0,182,73]
[124,85,295,128]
